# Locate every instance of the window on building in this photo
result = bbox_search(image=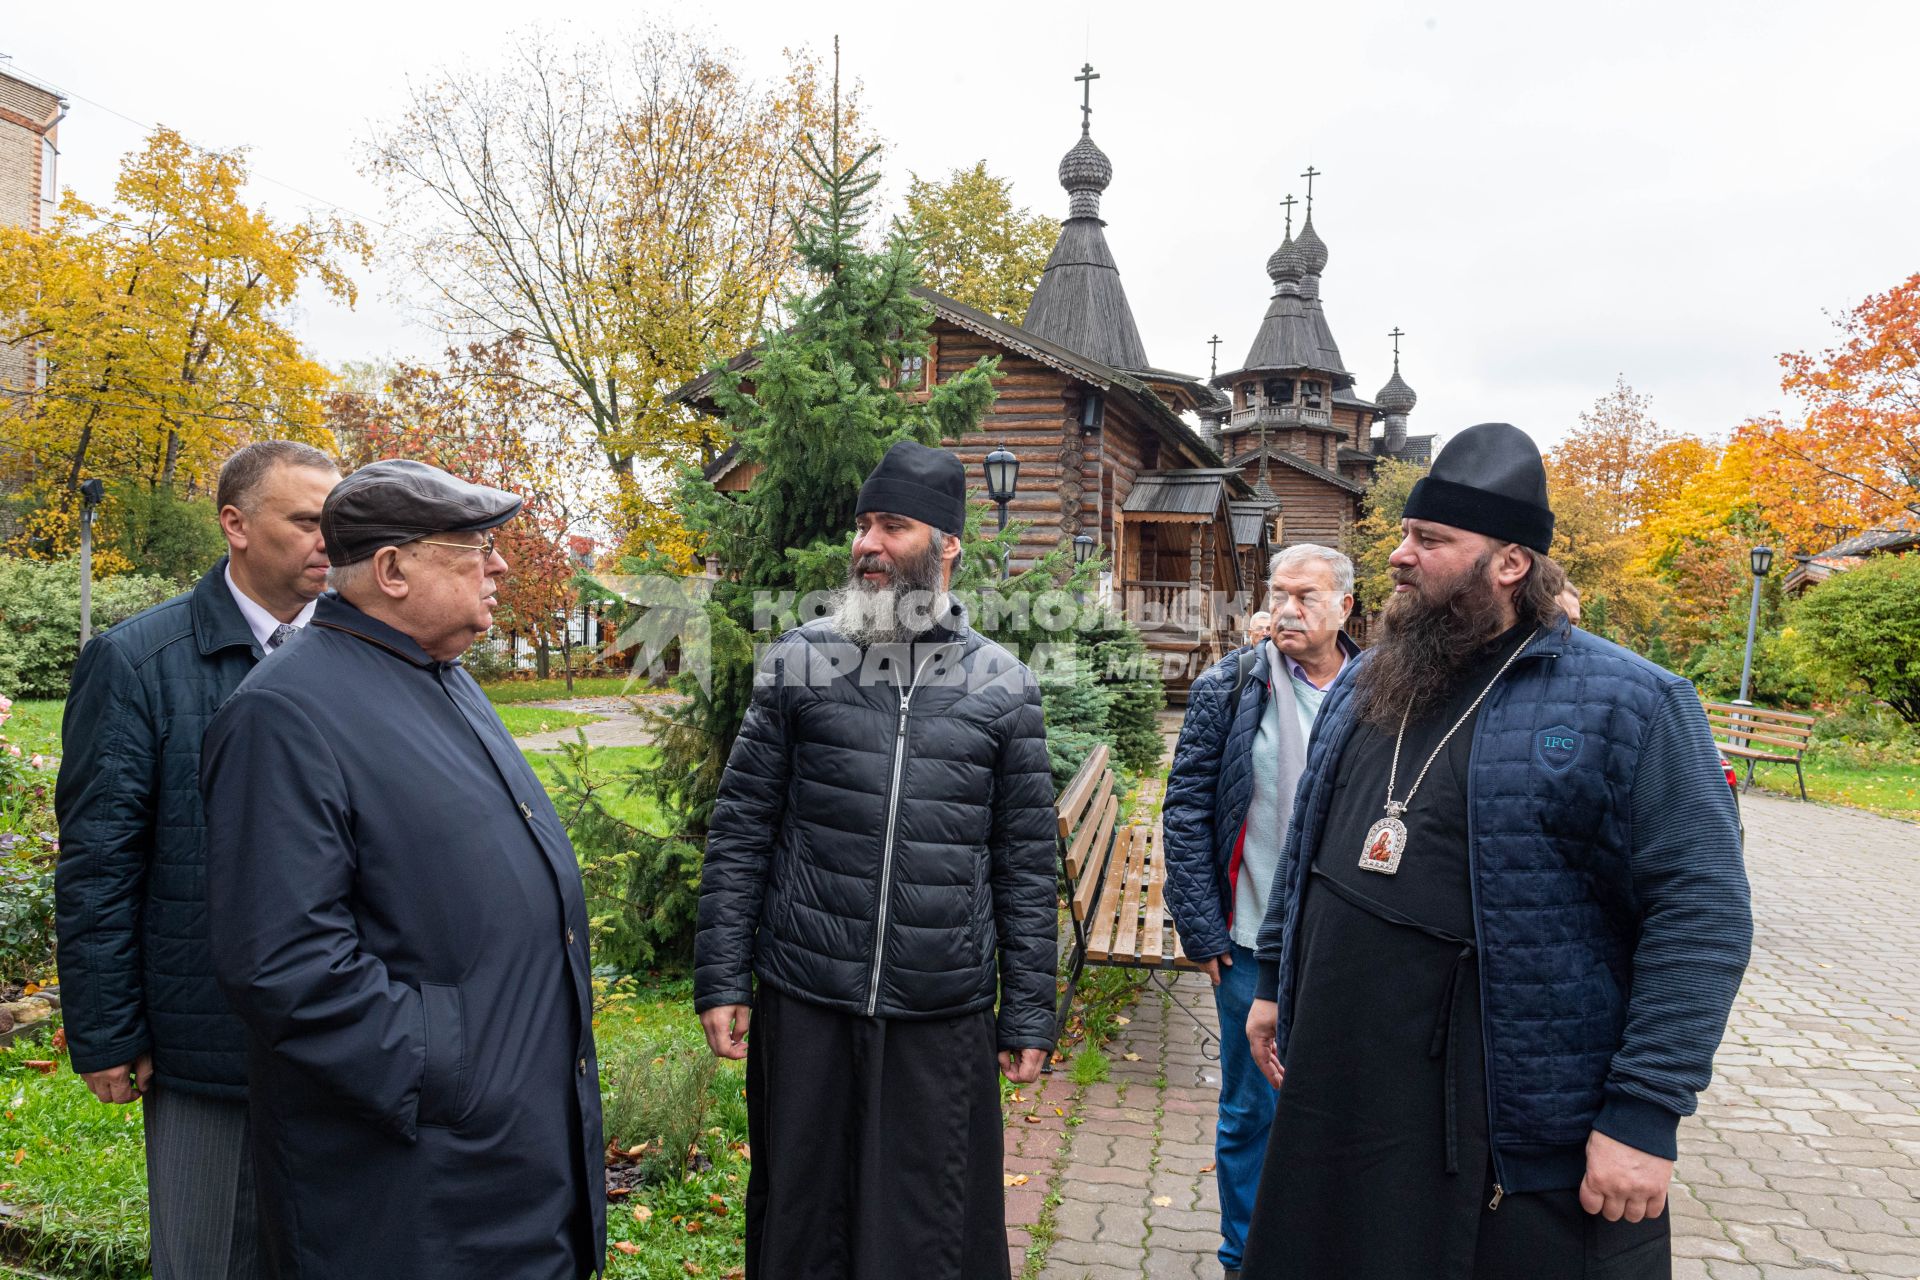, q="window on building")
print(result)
[40,138,58,222]
[1303,381,1324,409]
[1265,377,1295,405]
[890,336,936,395]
